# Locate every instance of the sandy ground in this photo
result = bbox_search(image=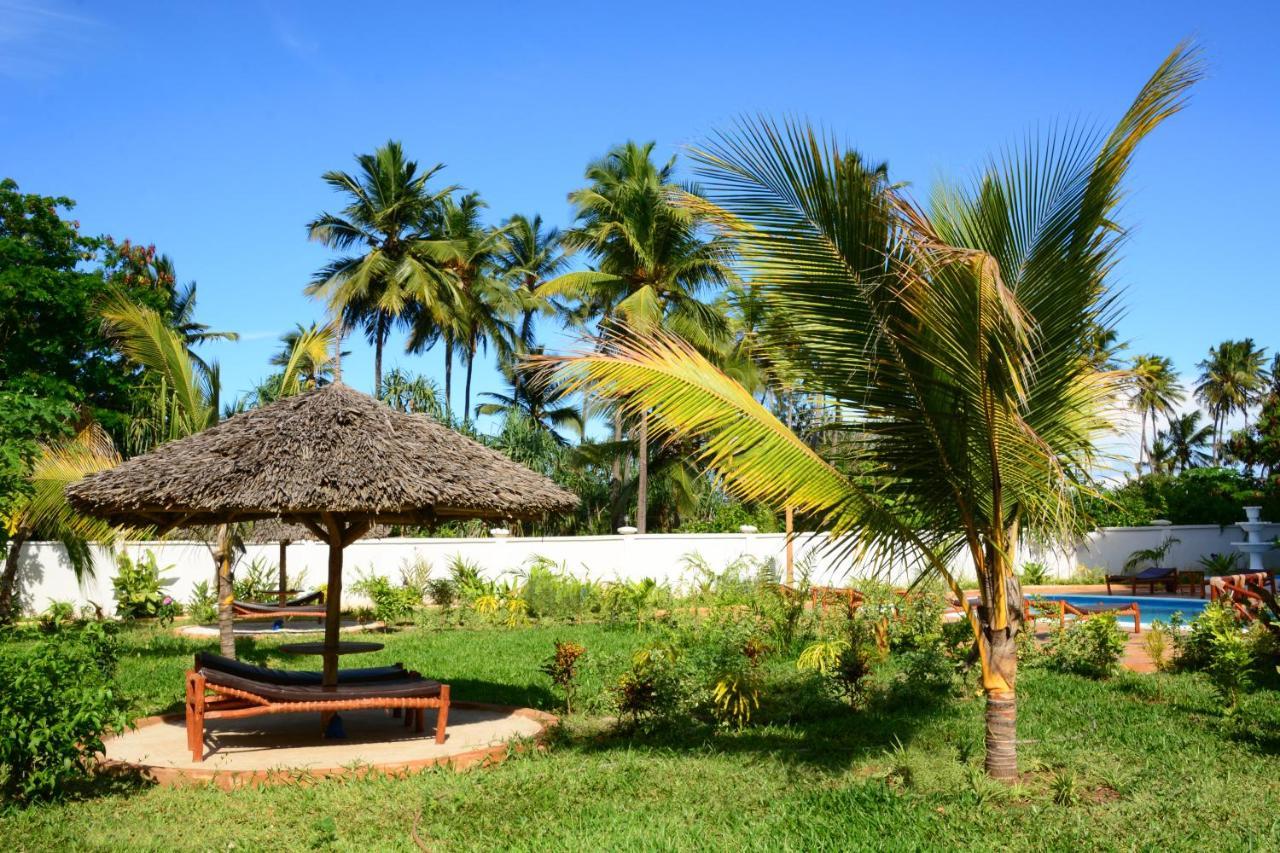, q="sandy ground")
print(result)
[107,705,544,773]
